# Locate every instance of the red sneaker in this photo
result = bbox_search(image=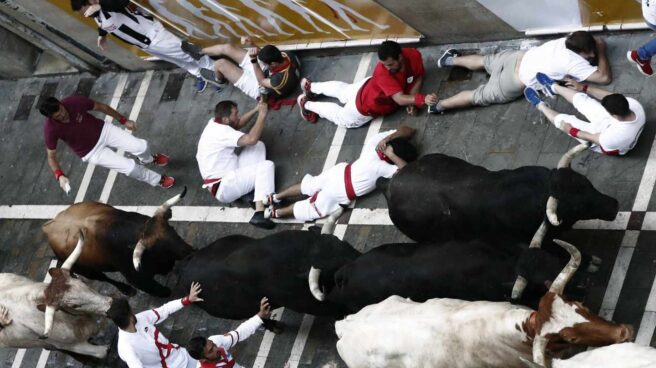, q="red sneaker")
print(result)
[297,94,317,123]
[152,153,169,166]
[627,50,653,76]
[300,78,316,99]
[159,175,175,189]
